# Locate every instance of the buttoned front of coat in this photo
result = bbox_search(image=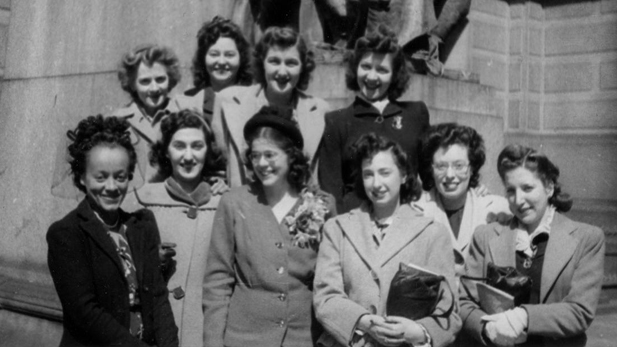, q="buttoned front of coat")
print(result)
[203,184,335,347]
